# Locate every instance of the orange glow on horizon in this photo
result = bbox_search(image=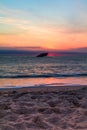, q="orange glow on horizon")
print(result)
[0,25,87,50]
[0,0,87,51]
